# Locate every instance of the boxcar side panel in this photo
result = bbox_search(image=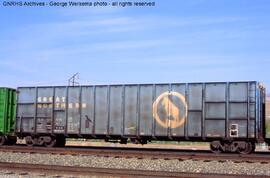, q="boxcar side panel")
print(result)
[95,86,108,135]
[53,87,66,134]
[67,87,80,134]
[170,84,186,137]
[80,86,94,135]
[204,83,226,137]
[154,84,170,137]
[16,87,35,133]
[124,85,137,135]
[187,84,203,137]
[109,85,122,135]
[139,85,153,136]
[36,87,53,133]
[228,83,248,138]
